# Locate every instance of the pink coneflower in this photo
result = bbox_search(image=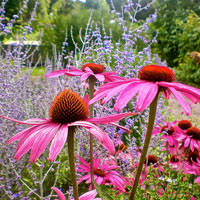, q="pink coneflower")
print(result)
[169,154,182,169]
[90,65,200,115]
[184,151,200,176]
[51,187,101,200]
[152,121,179,152]
[77,156,125,191]
[178,126,200,152]
[1,89,134,163]
[45,63,125,83]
